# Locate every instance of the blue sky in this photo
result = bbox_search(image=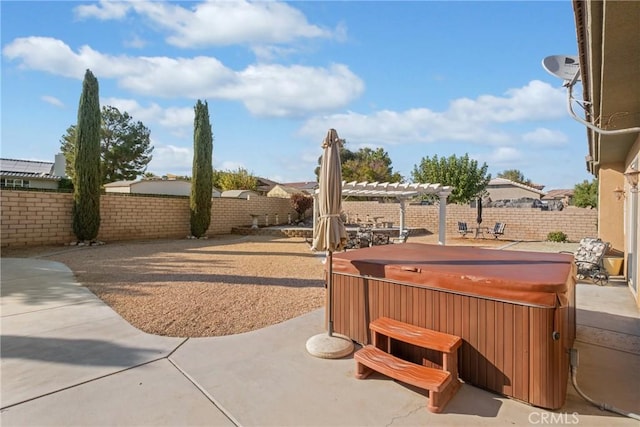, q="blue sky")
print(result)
[1,0,592,190]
